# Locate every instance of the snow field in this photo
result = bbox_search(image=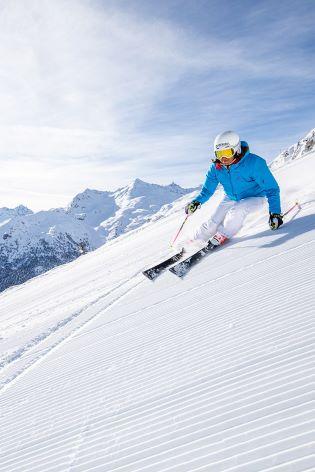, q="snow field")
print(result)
[0,152,314,471]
